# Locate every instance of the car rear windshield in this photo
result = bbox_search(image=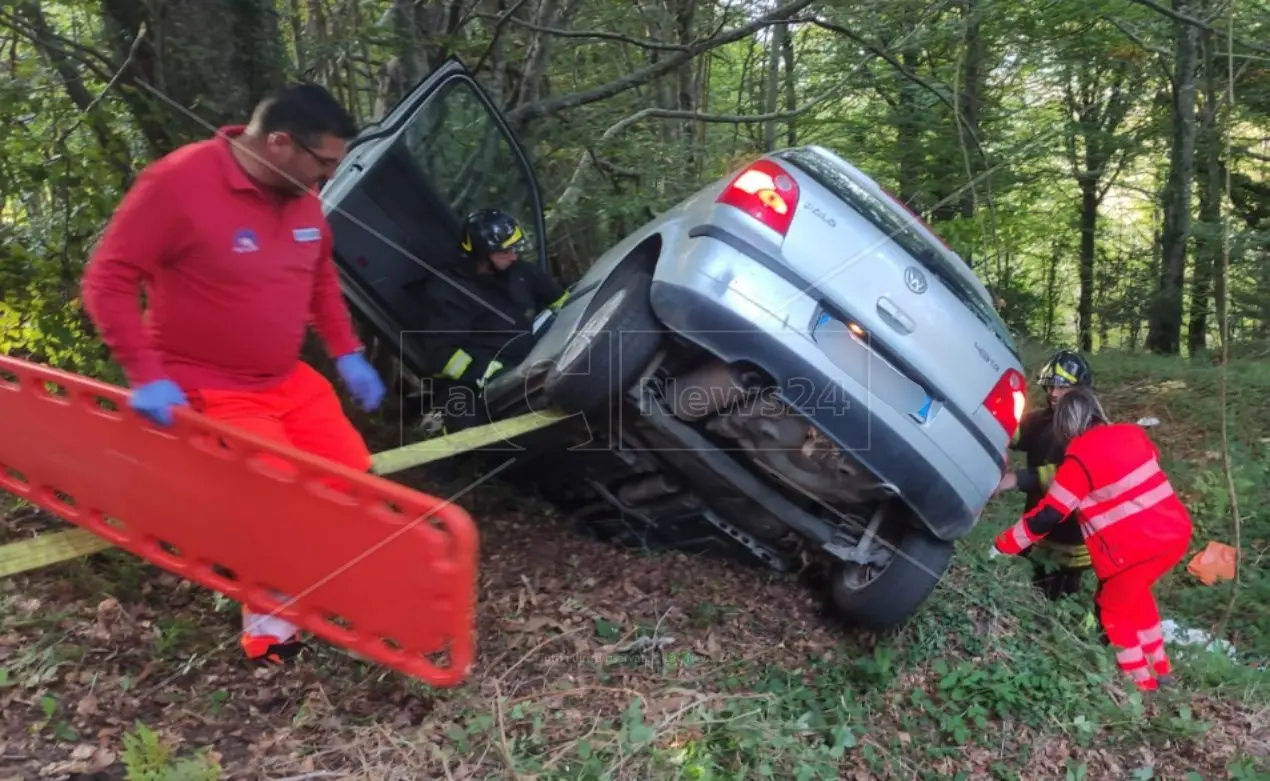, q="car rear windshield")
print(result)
[774,148,1018,356]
